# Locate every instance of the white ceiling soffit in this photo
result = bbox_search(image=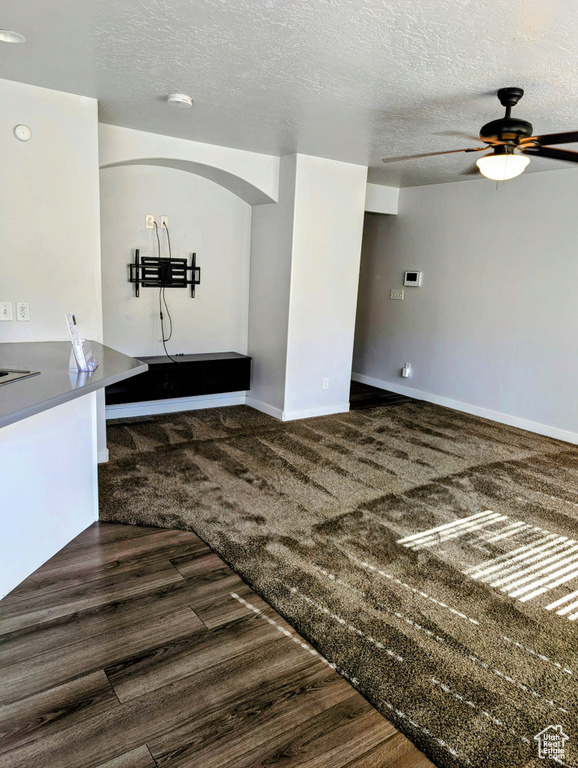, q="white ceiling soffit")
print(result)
[2,0,578,187]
